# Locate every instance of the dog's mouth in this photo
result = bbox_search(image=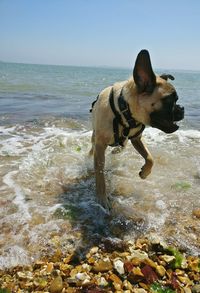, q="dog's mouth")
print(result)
[150,104,184,134]
[151,119,179,133]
